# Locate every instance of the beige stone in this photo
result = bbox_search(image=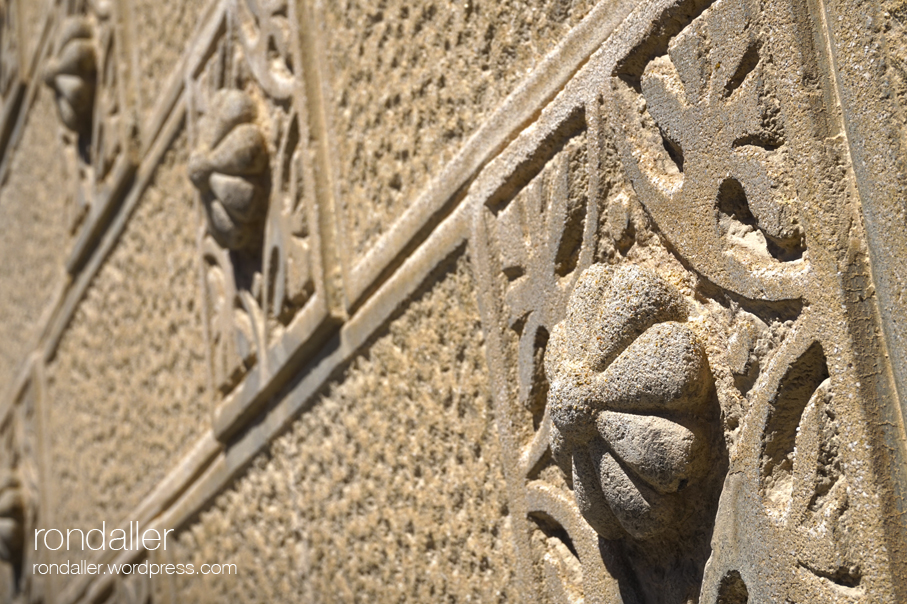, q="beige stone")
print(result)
[0,0,904,602]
